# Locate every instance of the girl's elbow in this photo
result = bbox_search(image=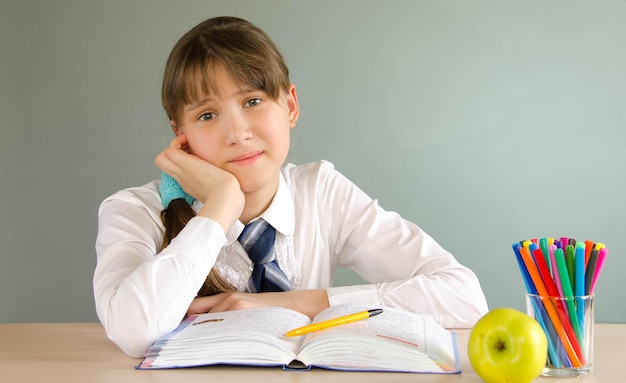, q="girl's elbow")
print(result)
[96,303,156,358]
[105,322,153,358]
[461,284,489,325]
[448,270,489,326]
